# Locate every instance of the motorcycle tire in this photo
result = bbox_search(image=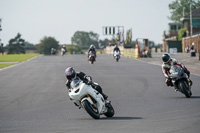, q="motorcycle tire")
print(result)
[104,103,115,117]
[82,100,100,119]
[179,81,192,98]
